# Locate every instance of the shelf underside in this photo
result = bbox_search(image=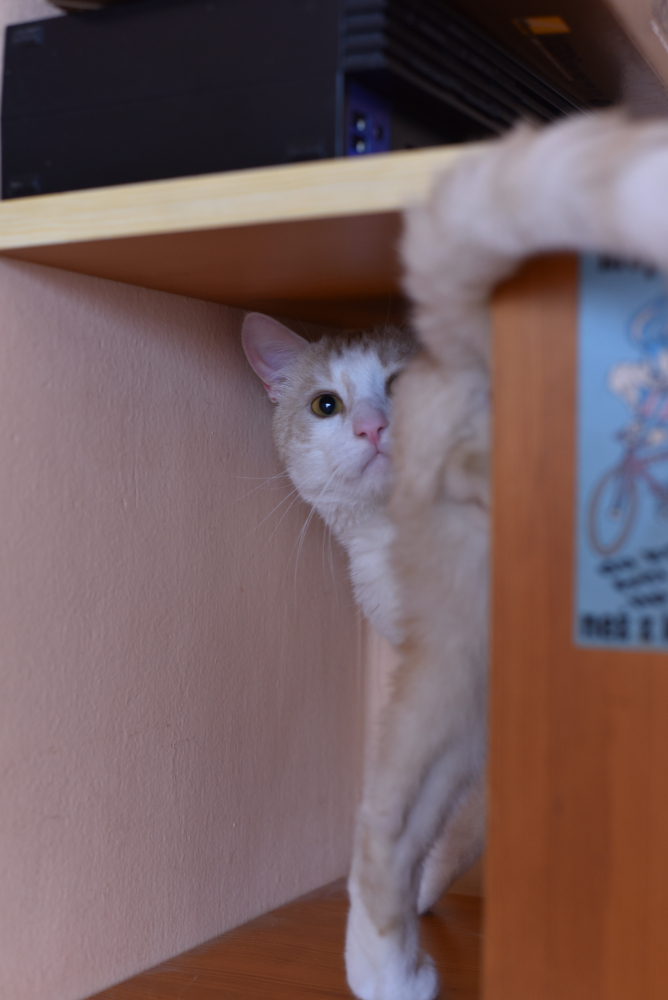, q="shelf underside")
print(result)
[0,145,467,327]
[87,881,482,999]
[5,211,406,328]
